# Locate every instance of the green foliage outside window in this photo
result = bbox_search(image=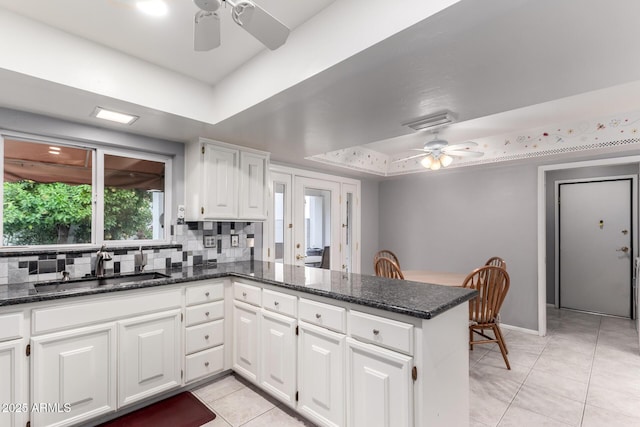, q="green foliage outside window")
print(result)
[3,181,153,245]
